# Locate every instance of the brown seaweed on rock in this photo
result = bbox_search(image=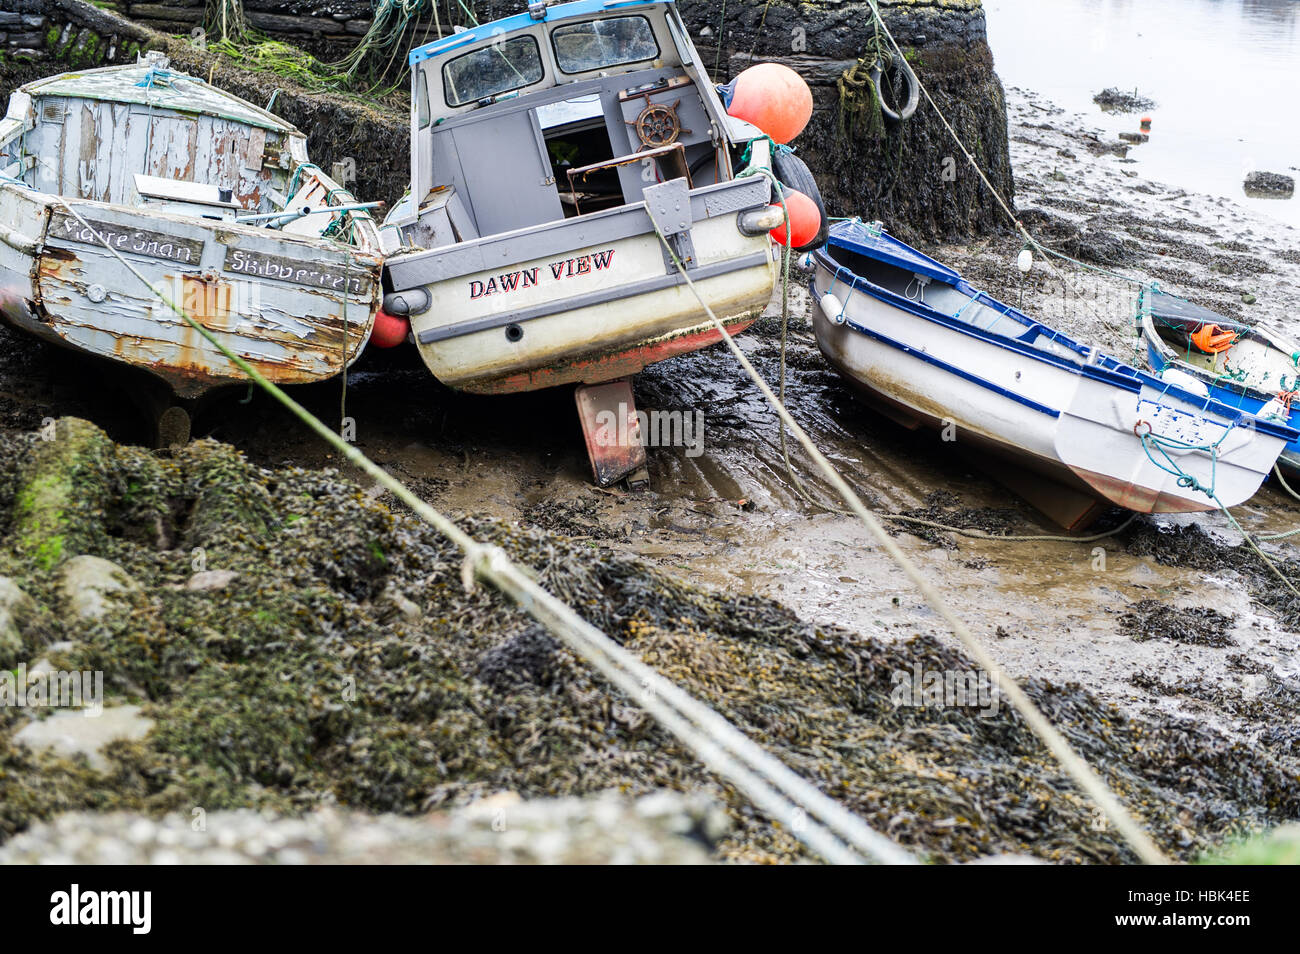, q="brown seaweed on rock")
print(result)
[1,419,1297,864]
